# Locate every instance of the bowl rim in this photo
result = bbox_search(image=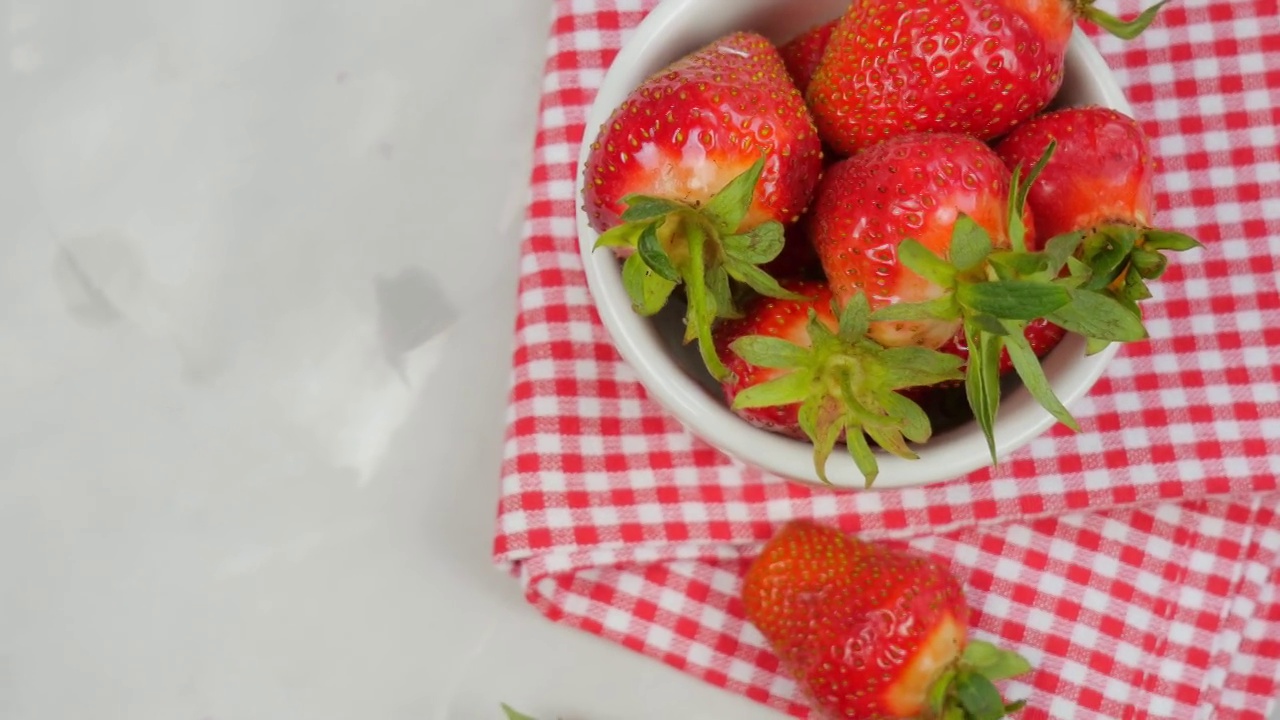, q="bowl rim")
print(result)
[574,0,1131,490]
